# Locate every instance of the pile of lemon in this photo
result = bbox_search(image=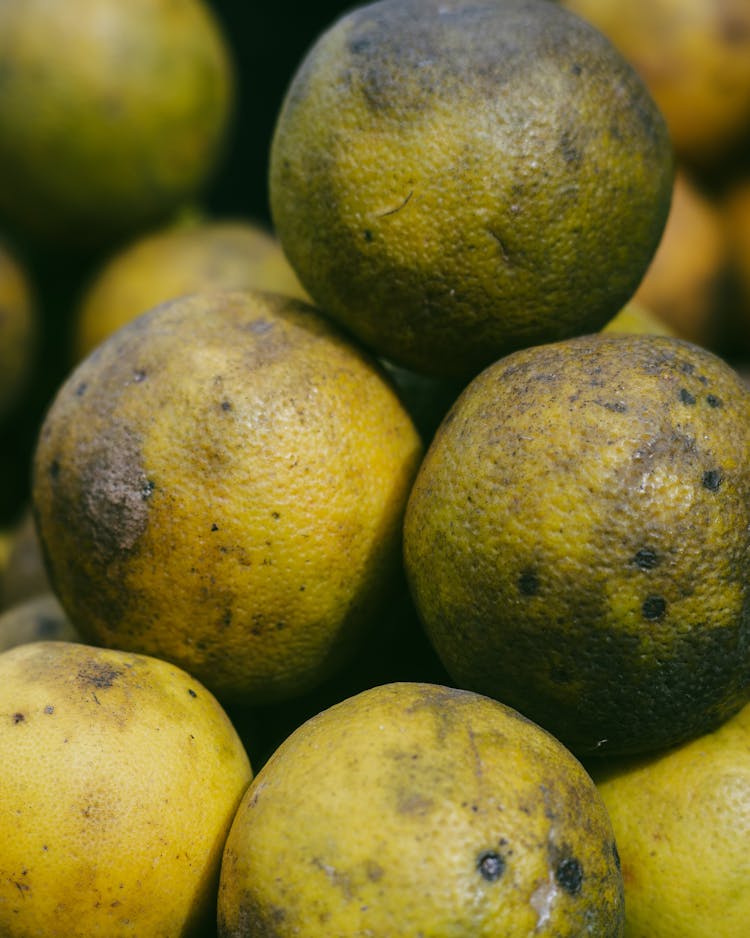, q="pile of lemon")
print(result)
[1,1,750,936]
